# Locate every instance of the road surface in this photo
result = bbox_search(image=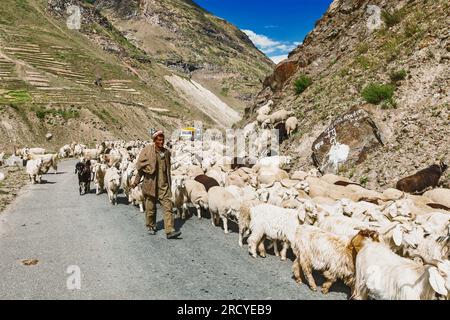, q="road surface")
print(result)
[0,160,348,300]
